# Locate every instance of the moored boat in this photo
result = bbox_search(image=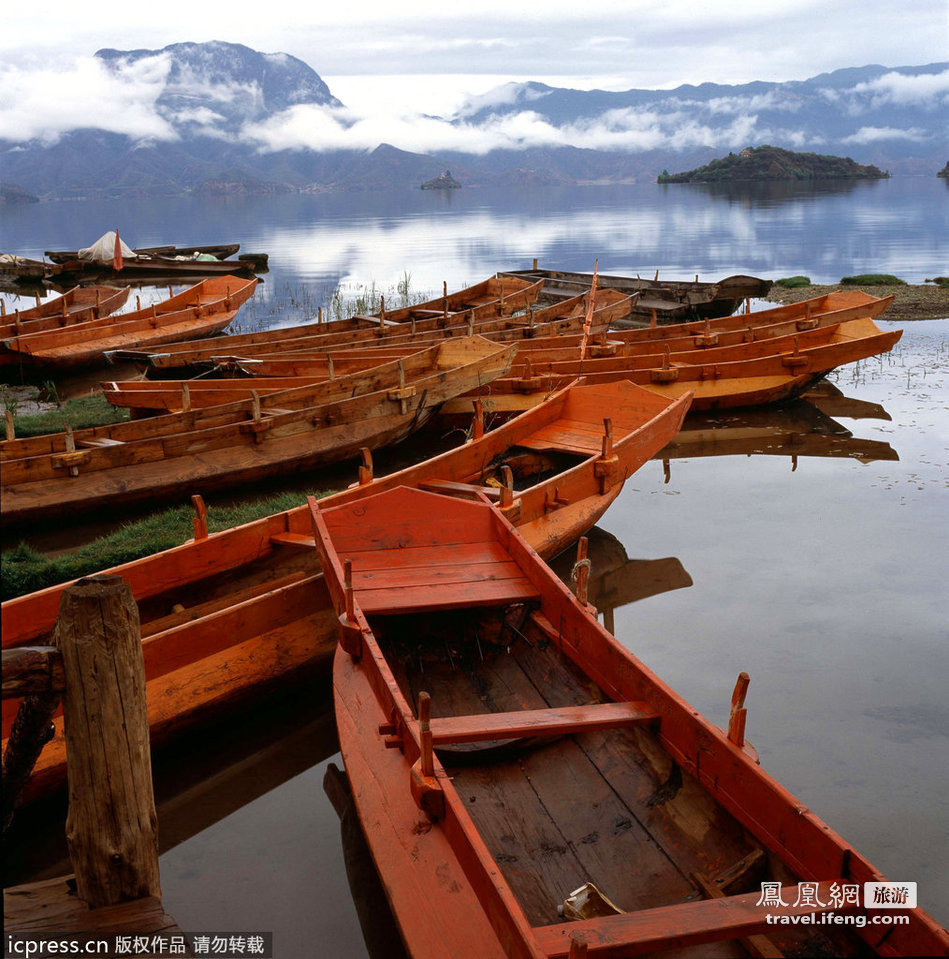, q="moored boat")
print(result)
[1,379,691,799]
[0,337,515,525]
[313,485,949,958]
[0,276,257,369]
[501,267,773,324]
